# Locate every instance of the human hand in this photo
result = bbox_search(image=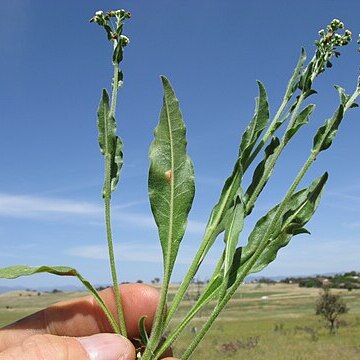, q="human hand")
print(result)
[0,284,177,360]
